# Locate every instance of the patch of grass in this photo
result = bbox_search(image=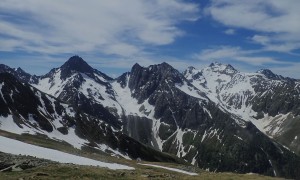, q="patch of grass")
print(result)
[0,164,283,180]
